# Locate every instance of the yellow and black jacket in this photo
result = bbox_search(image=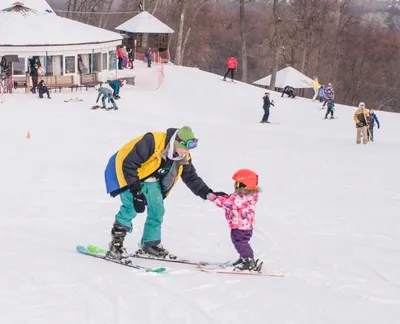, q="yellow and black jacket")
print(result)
[105,128,210,198]
[354,108,370,128]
